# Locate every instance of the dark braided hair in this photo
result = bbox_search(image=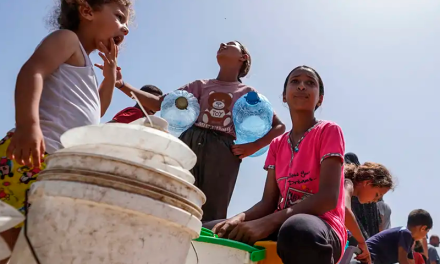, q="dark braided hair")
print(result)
[49,0,132,31]
[235,41,251,83]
